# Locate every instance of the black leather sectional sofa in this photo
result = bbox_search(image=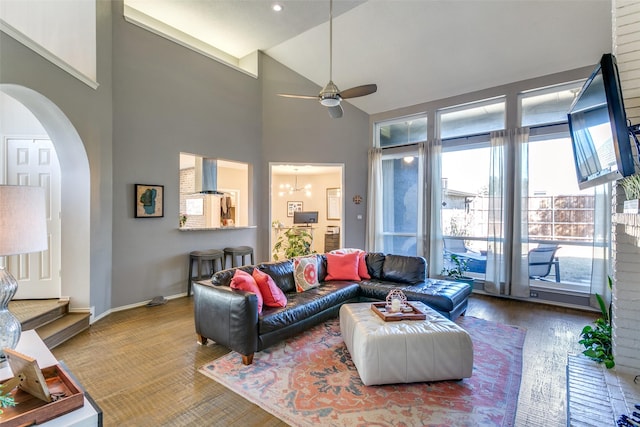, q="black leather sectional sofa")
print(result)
[193,252,472,365]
